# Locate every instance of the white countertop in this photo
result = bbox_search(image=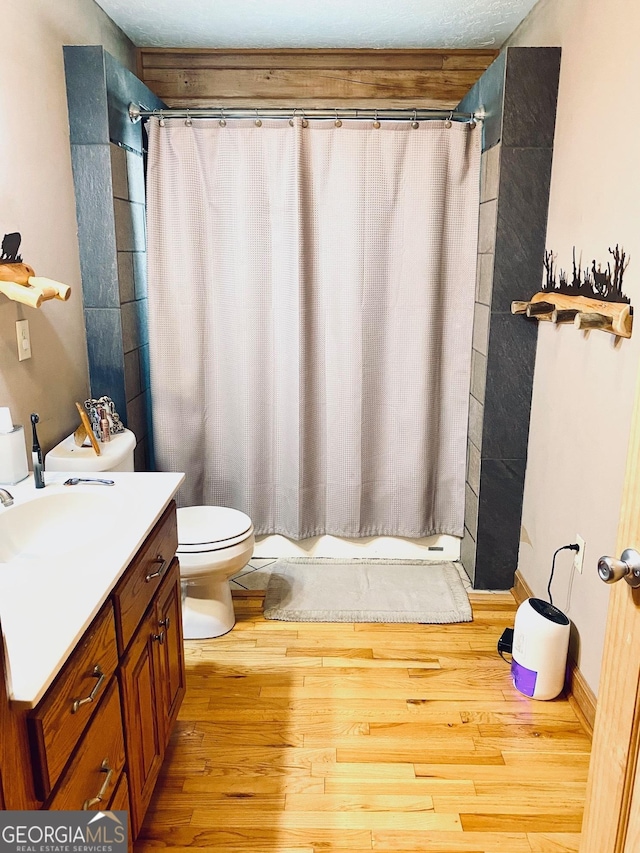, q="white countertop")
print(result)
[0,470,184,707]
